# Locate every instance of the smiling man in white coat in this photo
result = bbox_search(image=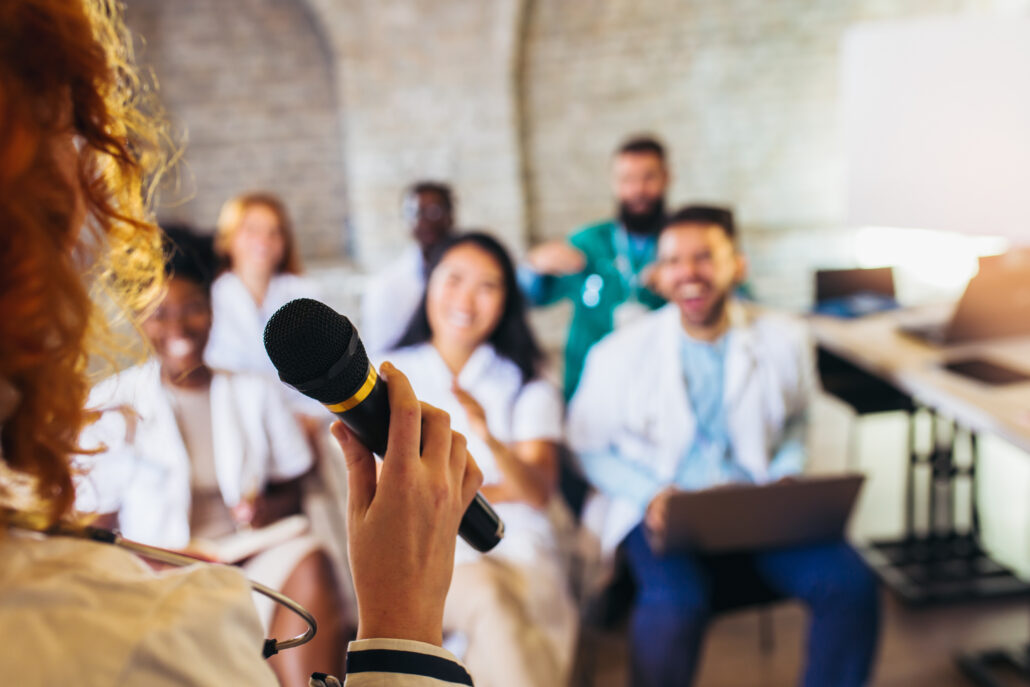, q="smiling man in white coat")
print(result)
[567,205,880,687]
